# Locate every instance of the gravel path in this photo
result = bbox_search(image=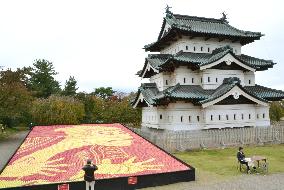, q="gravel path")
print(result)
[142,173,284,190]
[194,173,284,190]
[0,131,29,171]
